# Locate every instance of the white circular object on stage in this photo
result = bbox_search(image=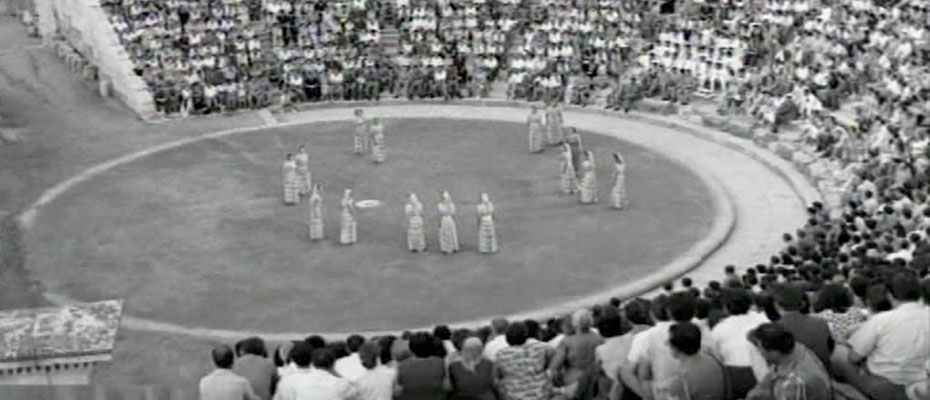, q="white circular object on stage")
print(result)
[356,200,382,208]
